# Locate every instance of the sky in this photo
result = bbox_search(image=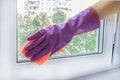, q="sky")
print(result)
[17,0,98,16]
